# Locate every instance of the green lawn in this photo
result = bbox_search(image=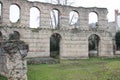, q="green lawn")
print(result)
[0,75,7,80]
[28,58,120,80]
